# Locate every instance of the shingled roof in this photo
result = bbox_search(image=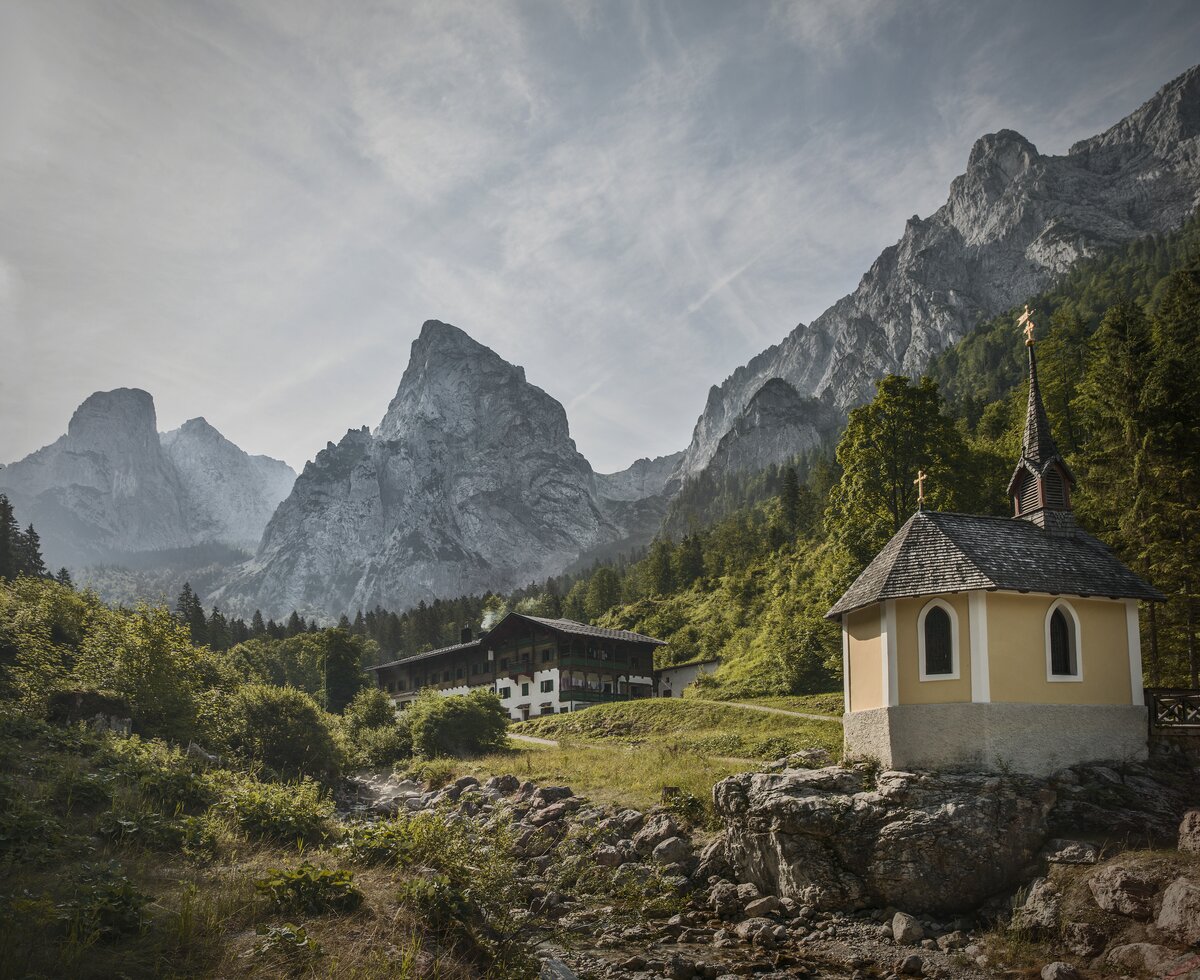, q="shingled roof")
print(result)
[825,509,1164,618]
[516,615,667,646]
